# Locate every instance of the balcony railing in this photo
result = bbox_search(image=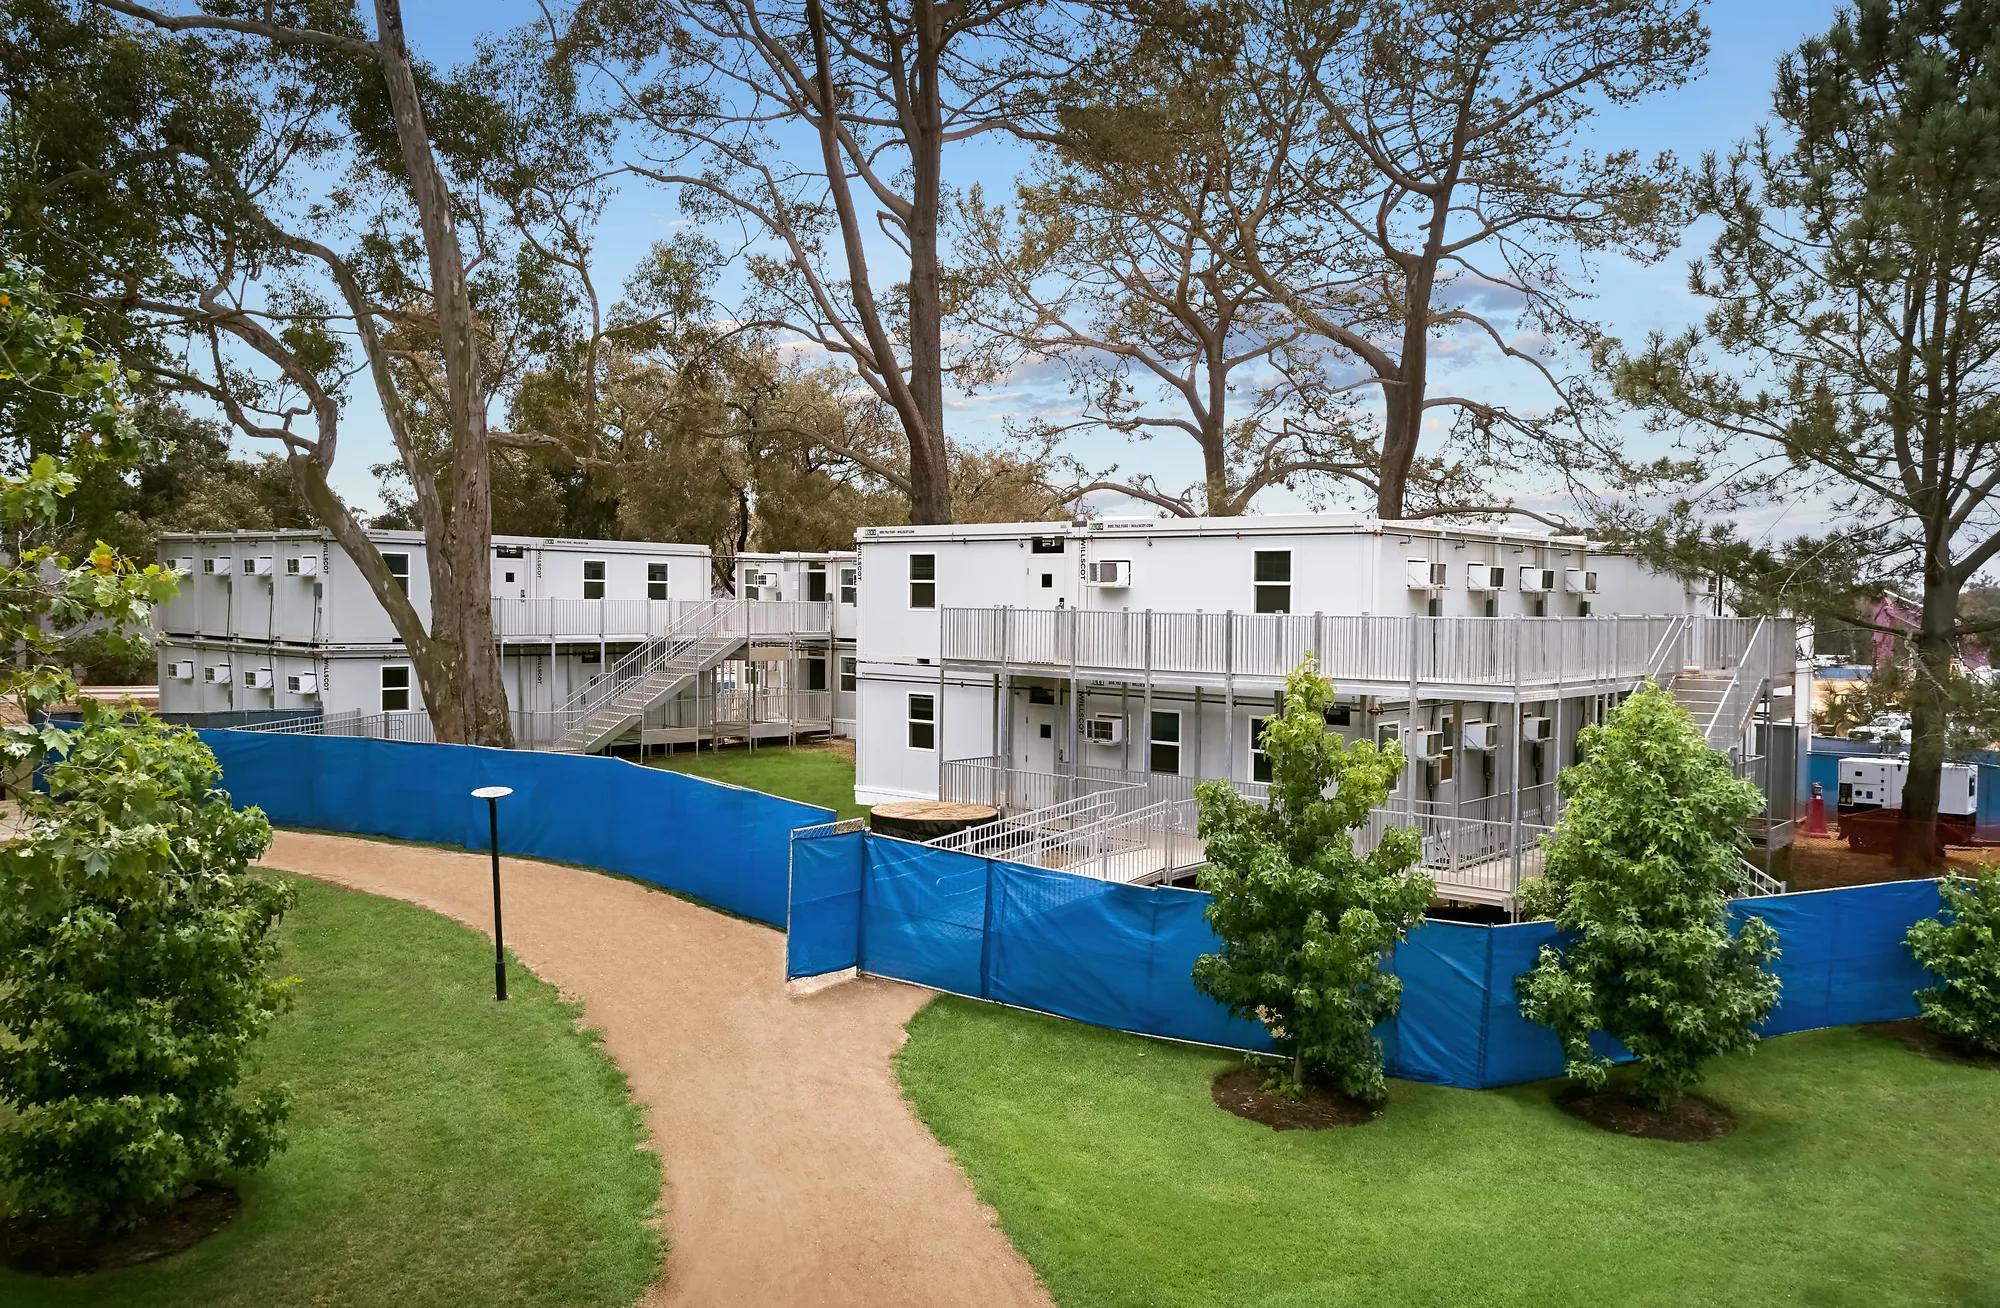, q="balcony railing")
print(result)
[492,596,834,642]
[942,609,1791,691]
